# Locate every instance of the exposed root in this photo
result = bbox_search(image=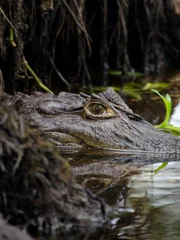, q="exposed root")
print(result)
[0,0,180,92]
